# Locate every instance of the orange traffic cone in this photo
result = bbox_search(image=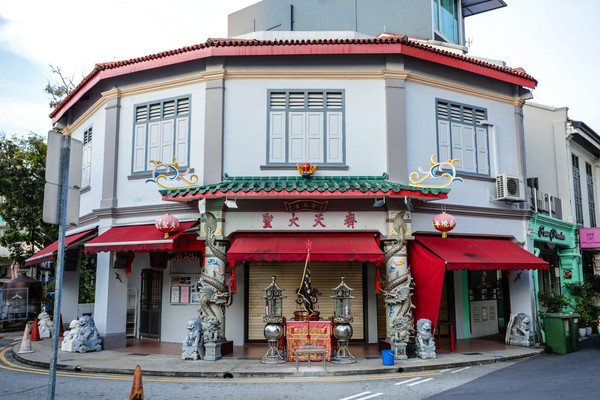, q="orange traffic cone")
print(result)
[30,319,41,341]
[18,324,34,354]
[58,314,65,338]
[129,365,144,400]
